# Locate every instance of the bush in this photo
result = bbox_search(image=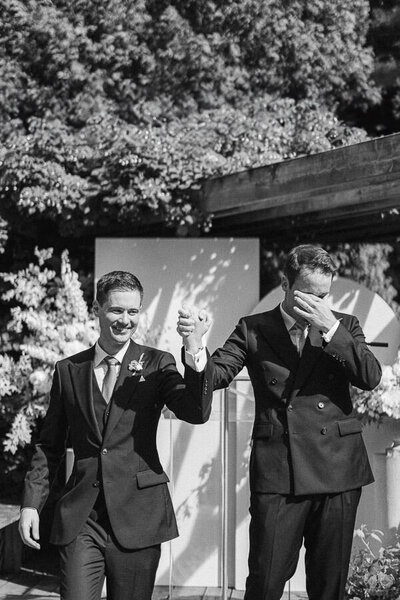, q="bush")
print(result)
[346,525,400,600]
[0,248,97,496]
